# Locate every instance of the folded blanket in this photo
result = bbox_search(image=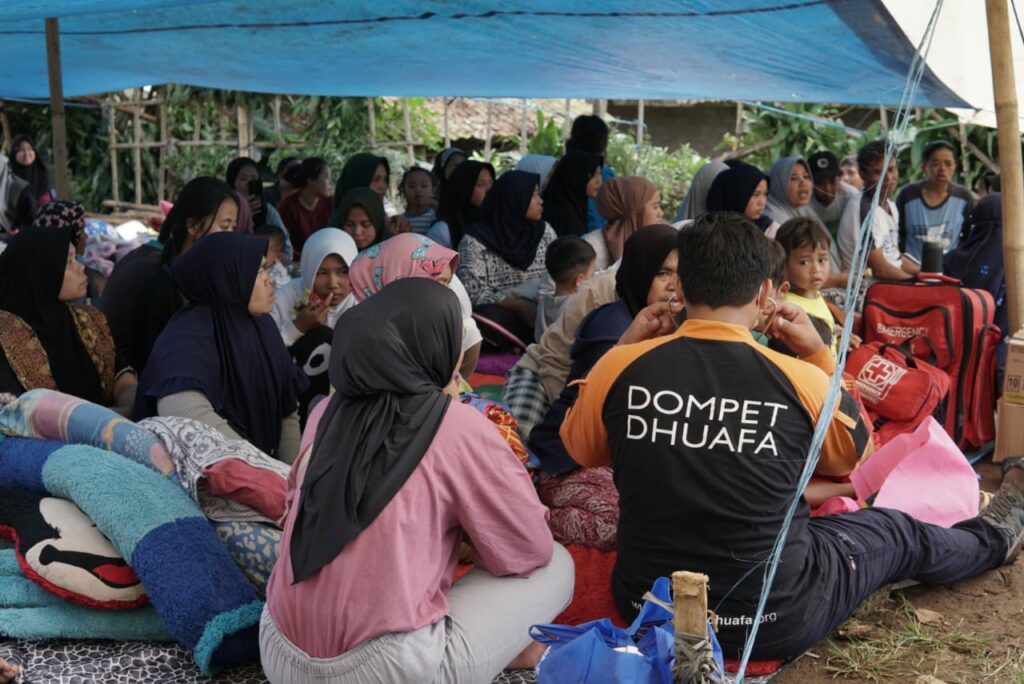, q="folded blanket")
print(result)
[0,436,262,675]
[0,548,170,642]
[0,389,176,483]
[140,417,289,525]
